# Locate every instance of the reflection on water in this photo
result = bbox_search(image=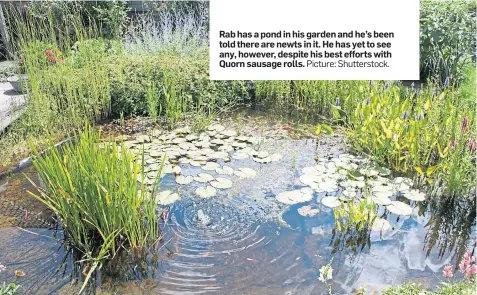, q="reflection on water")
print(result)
[0,138,475,294]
